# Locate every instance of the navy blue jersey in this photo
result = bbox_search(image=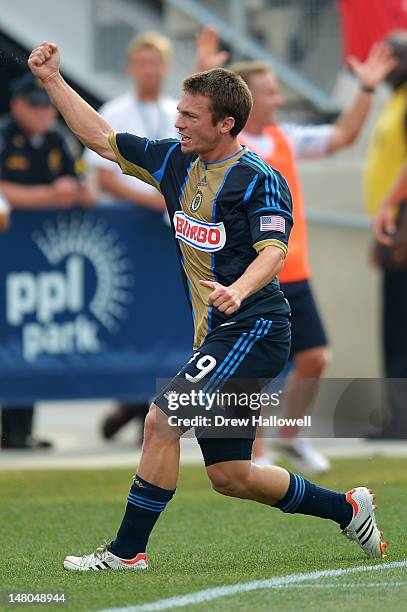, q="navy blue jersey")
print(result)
[109,132,293,348]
